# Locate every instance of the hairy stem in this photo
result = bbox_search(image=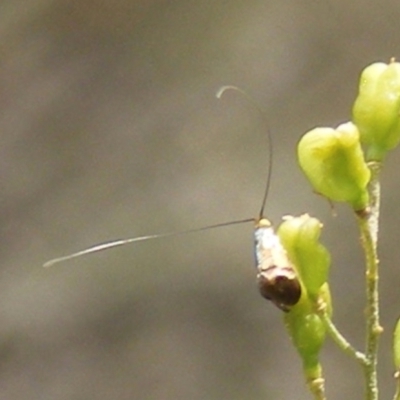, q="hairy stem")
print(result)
[305,363,326,400]
[308,379,326,400]
[317,304,367,365]
[393,372,400,400]
[357,161,383,400]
